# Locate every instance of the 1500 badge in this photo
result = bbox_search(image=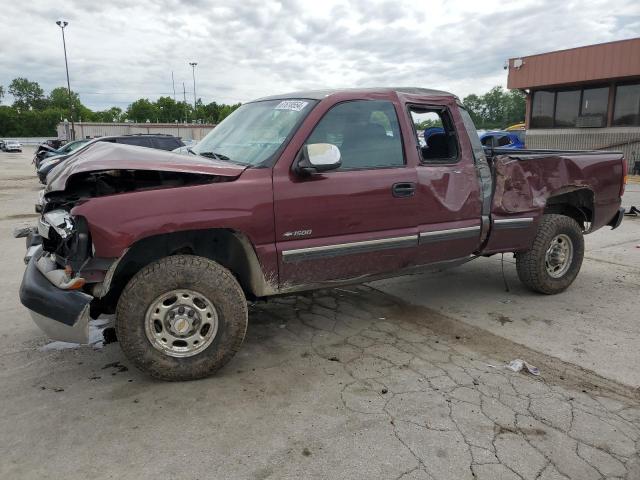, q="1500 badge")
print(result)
[283,229,312,238]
